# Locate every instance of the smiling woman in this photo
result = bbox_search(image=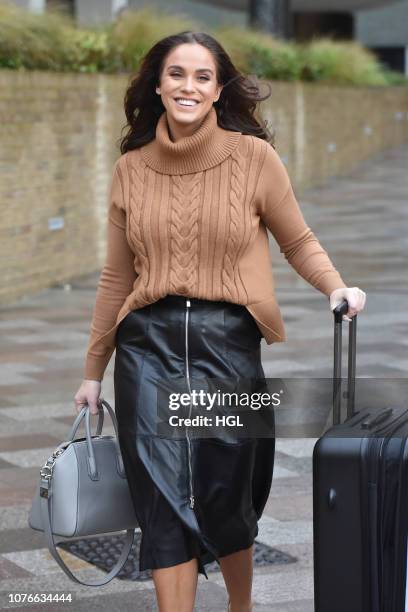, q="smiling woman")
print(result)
[75,29,365,612]
[156,44,223,141]
[119,31,274,152]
